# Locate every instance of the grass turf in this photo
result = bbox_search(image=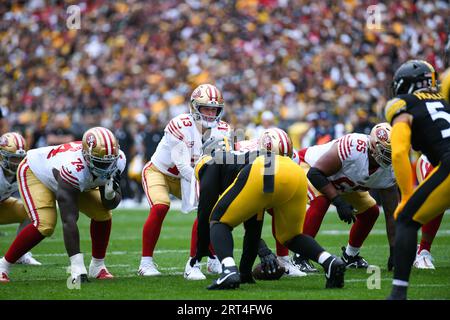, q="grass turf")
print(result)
[0,209,449,300]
